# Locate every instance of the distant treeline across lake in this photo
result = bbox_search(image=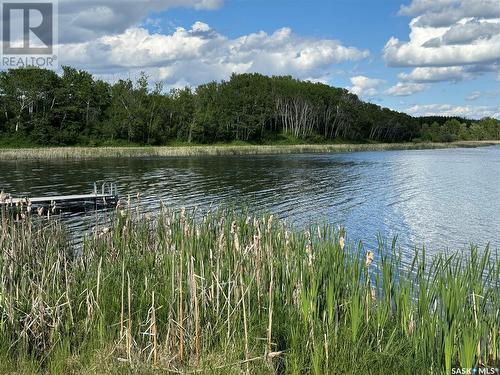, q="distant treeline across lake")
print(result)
[0,67,499,147]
